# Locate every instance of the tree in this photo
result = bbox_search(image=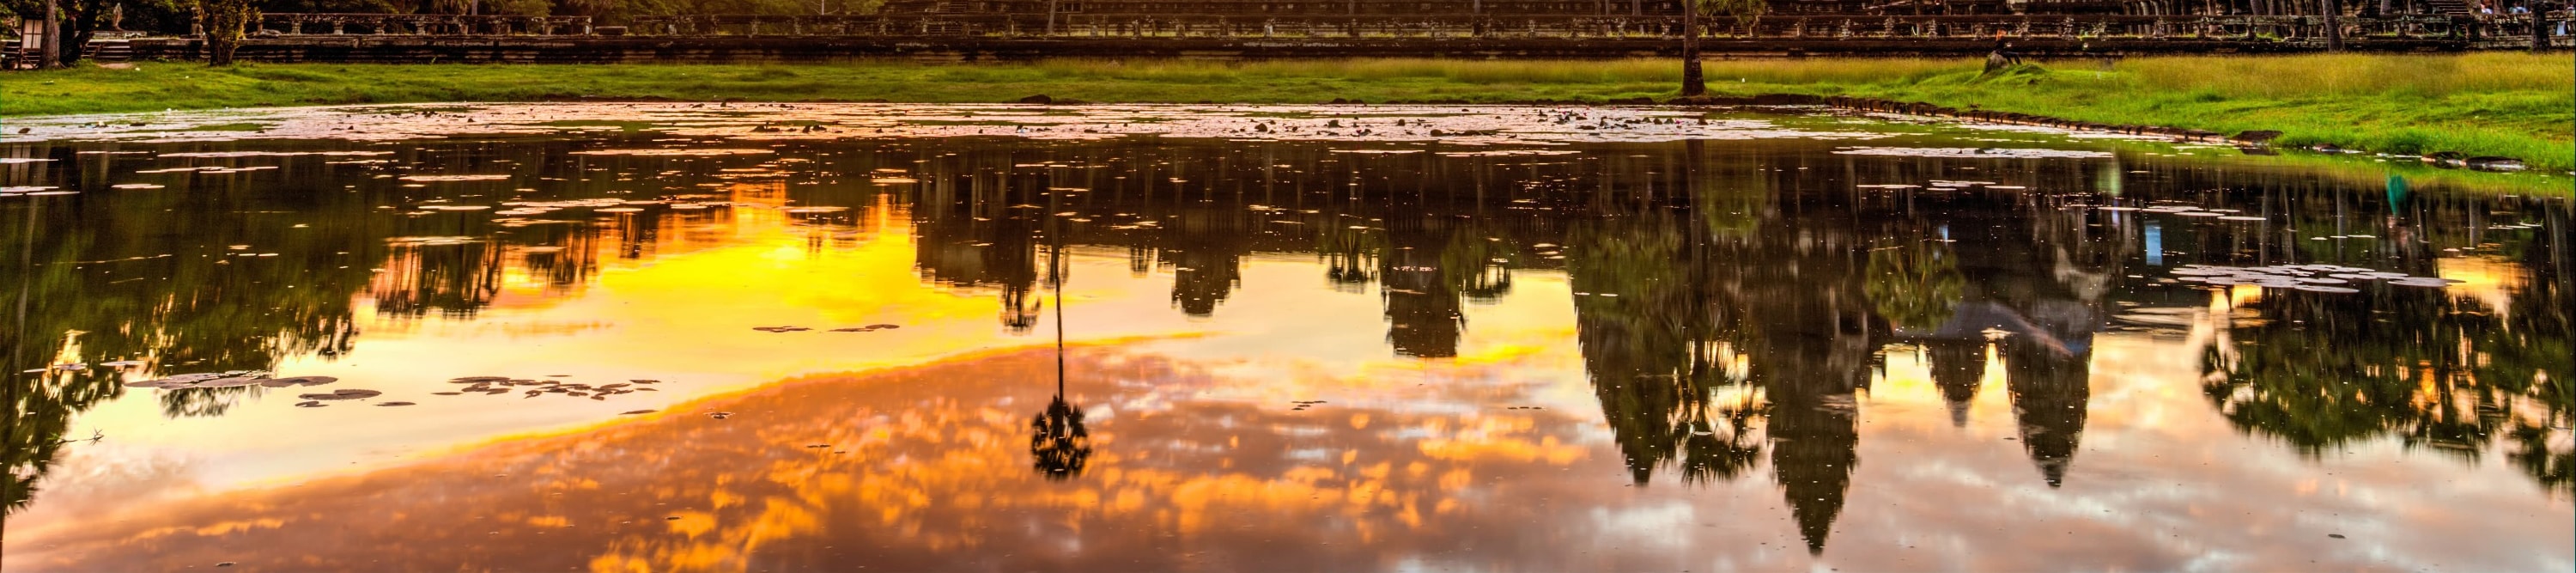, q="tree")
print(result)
[1680,0,1703,96]
[45,0,180,66]
[199,0,254,66]
[1682,0,1766,97]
